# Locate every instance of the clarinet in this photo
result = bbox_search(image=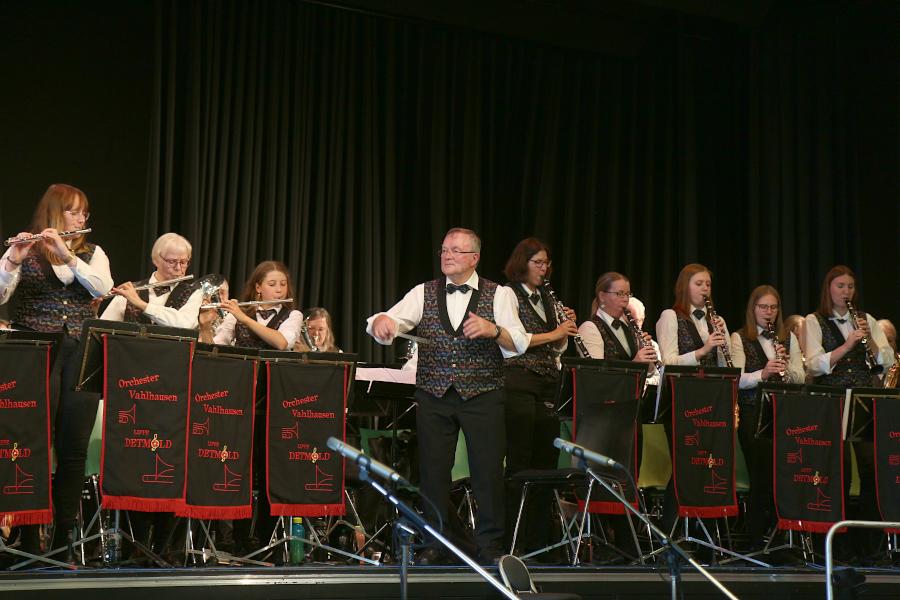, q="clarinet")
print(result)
[763,320,786,382]
[622,306,663,372]
[541,280,590,358]
[702,295,734,368]
[845,300,883,374]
